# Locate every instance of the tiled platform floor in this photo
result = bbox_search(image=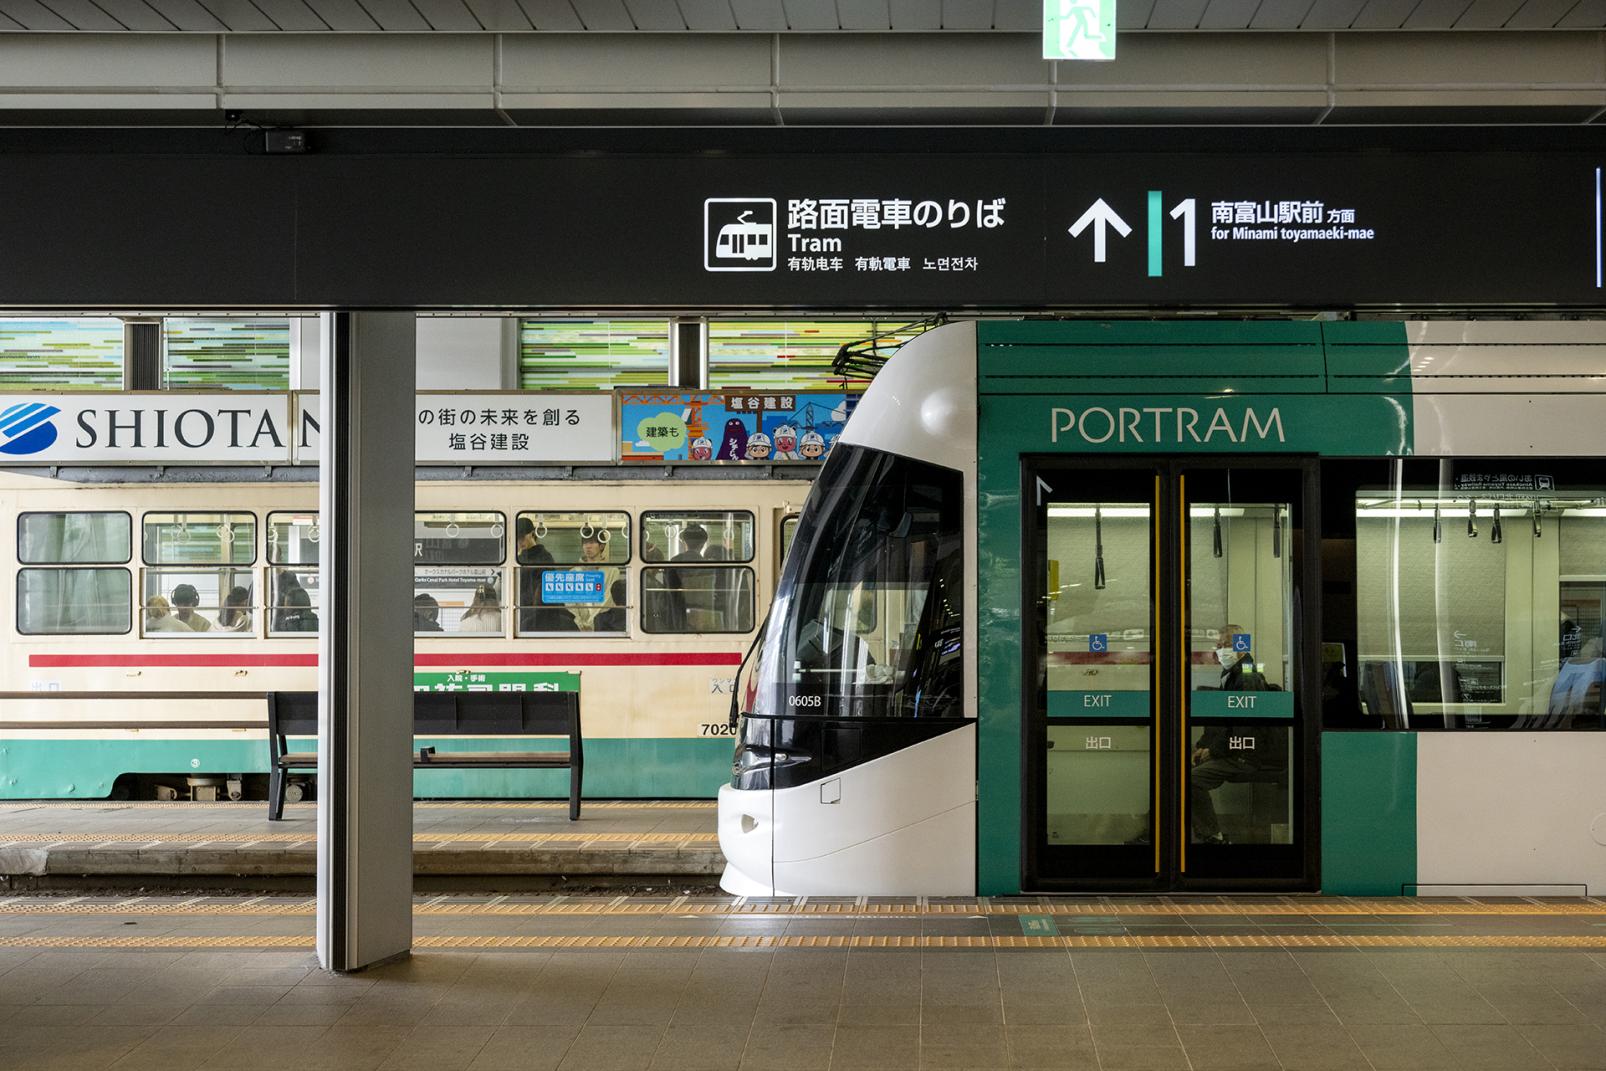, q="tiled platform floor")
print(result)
[0,800,722,881]
[0,893,1604,1069]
